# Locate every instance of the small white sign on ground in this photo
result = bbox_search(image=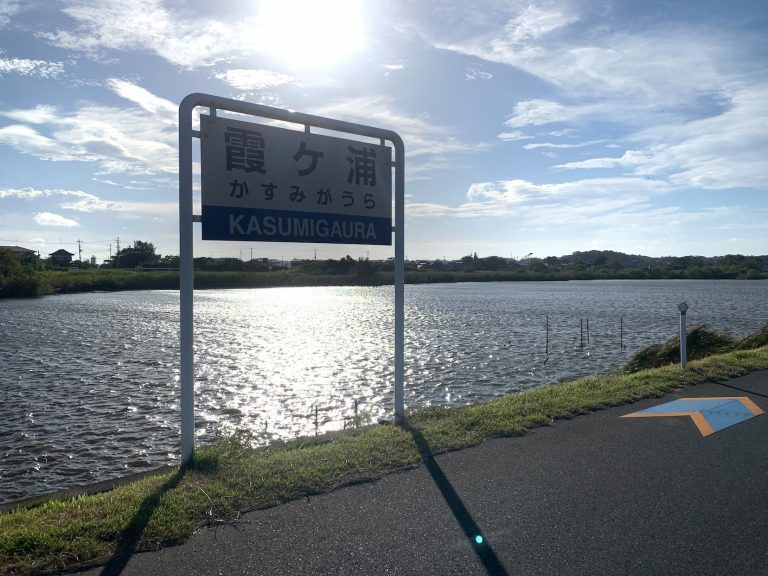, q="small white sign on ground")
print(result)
[200,114,392,245]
